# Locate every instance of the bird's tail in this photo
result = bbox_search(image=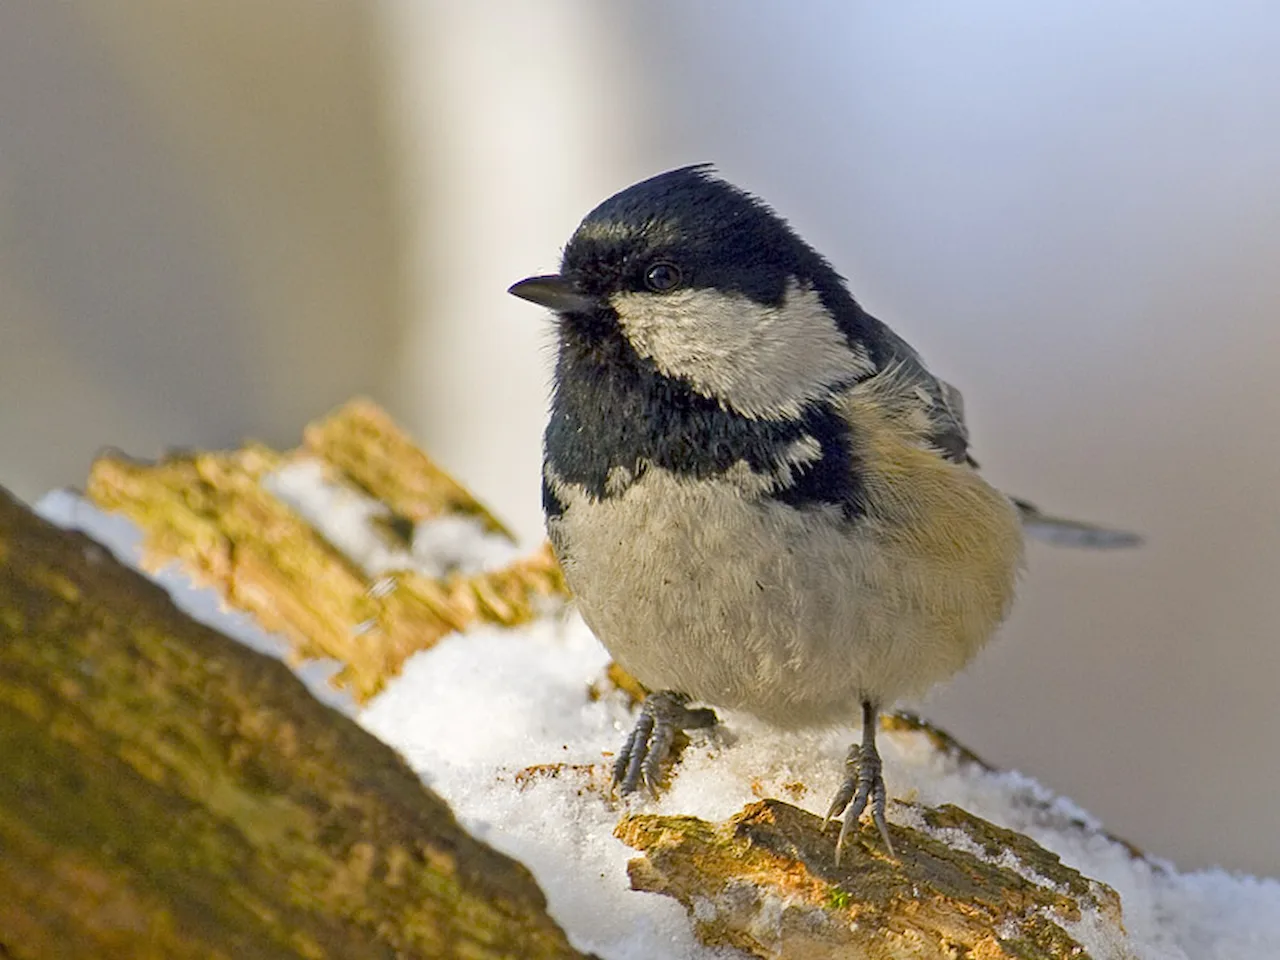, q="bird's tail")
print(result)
[1010,497,1143,549]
